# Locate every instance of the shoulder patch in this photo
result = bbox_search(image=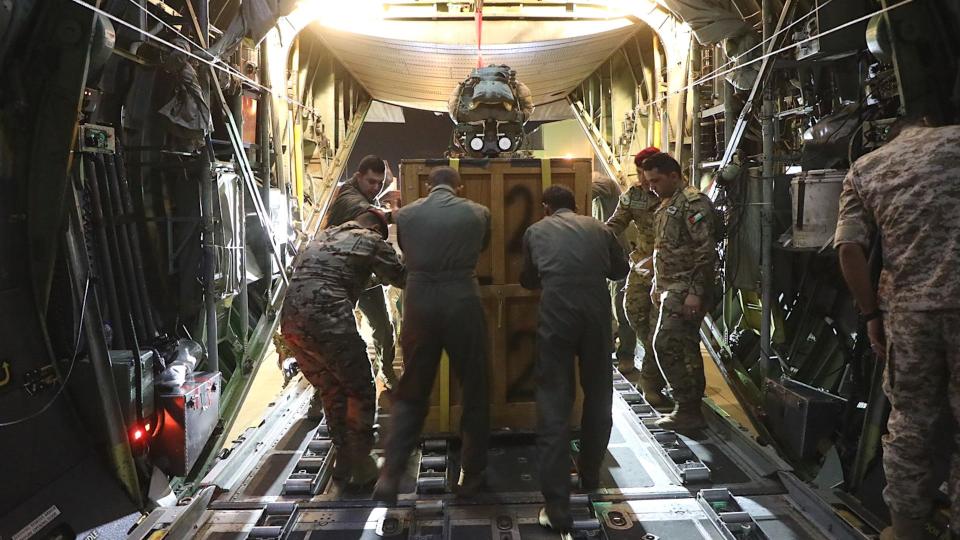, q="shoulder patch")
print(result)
[688,211,706,225]
[682,186,702,202]
[619,192,631,205]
